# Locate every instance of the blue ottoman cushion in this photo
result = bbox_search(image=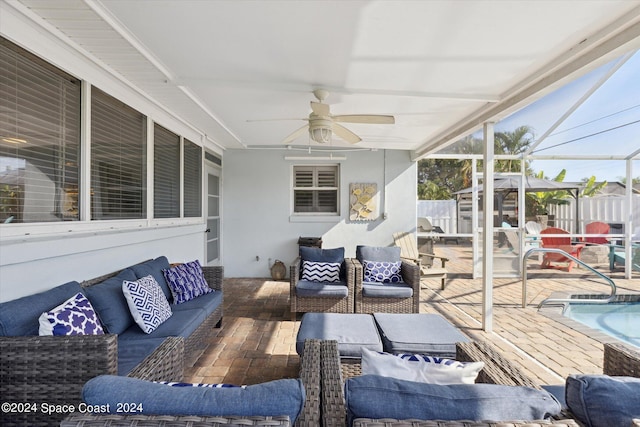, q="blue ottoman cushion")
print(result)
[373,313,469,357]
[296,313,382,358]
